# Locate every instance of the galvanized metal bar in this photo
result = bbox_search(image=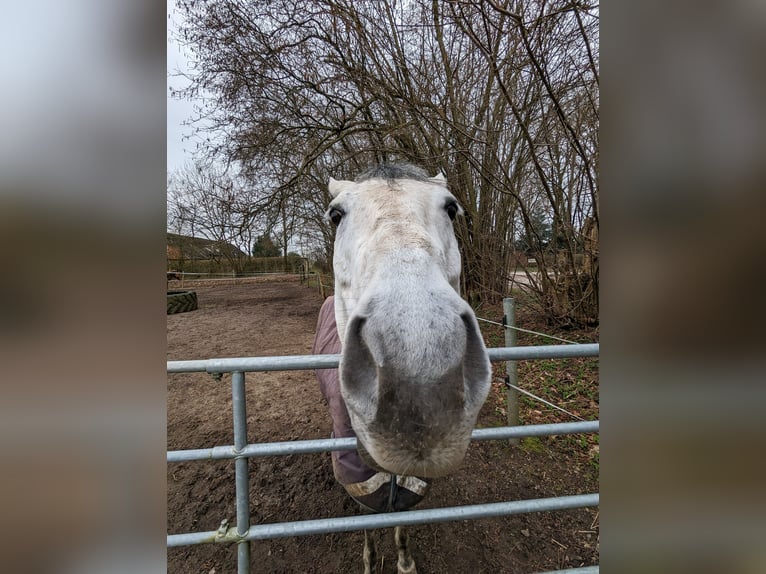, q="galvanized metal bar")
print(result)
[231,371,250,574]
[504,298,519,443]
[167,359,211,373]
[471,420,599,441]
[167,437,358,462]
[489,344,598,362]
[168,493,598,546]
[167,344,599,374]
[534,567,599,574]
[167,421,599,462]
